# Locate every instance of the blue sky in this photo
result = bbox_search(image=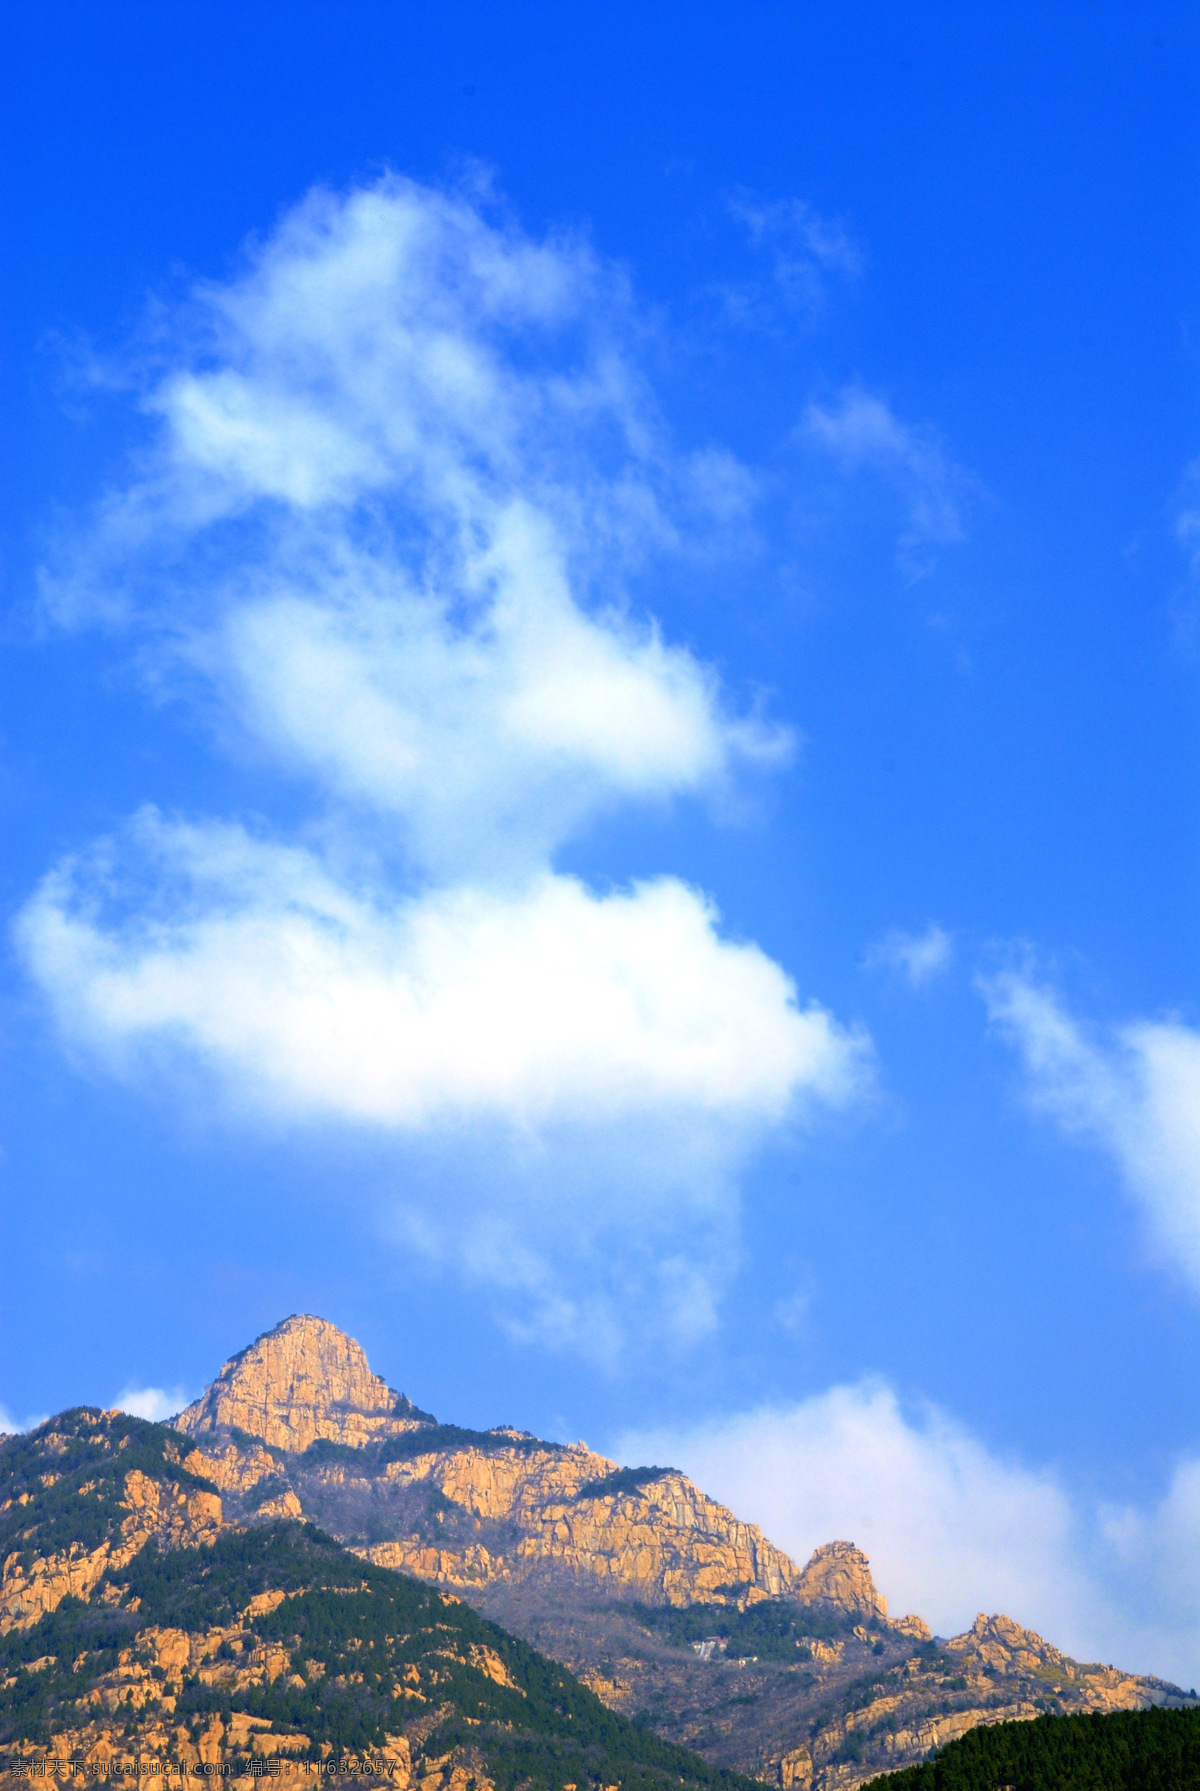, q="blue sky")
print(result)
[3,0,1200,1681]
